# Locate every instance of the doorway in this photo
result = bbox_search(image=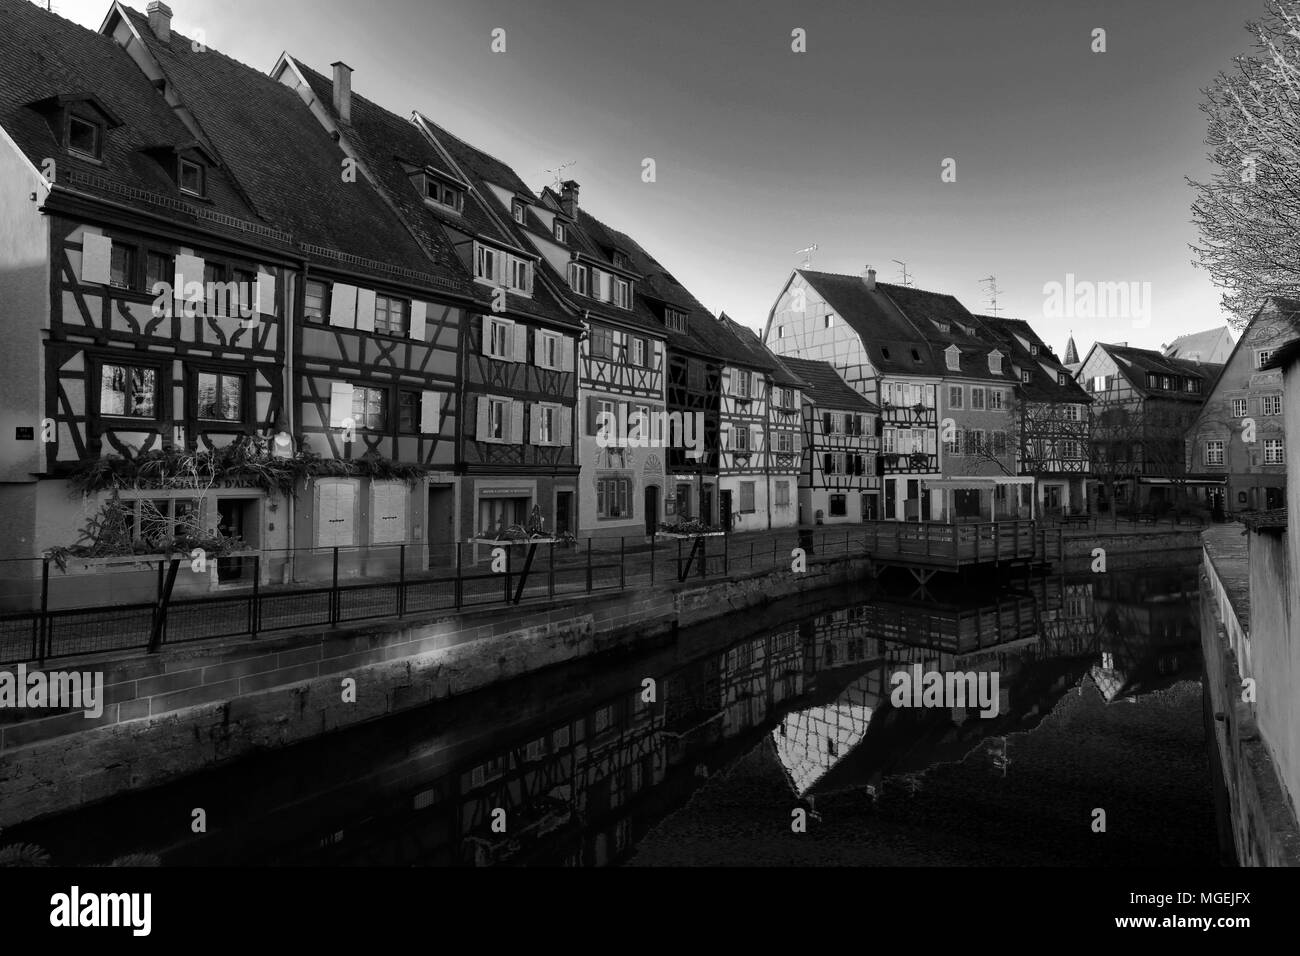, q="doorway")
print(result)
[556,491,574,535]
[643,486,659,535]
[216,498,258,583]
[427,485,455,566]
[719,490,732,531]
[885,480,897,521]
[701,485,714,526]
